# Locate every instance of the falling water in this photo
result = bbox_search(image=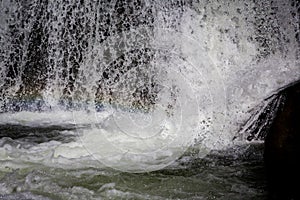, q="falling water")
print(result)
[0,0,299,199]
